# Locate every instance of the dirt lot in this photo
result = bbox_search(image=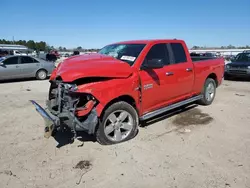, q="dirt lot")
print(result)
[0,79,249,188]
